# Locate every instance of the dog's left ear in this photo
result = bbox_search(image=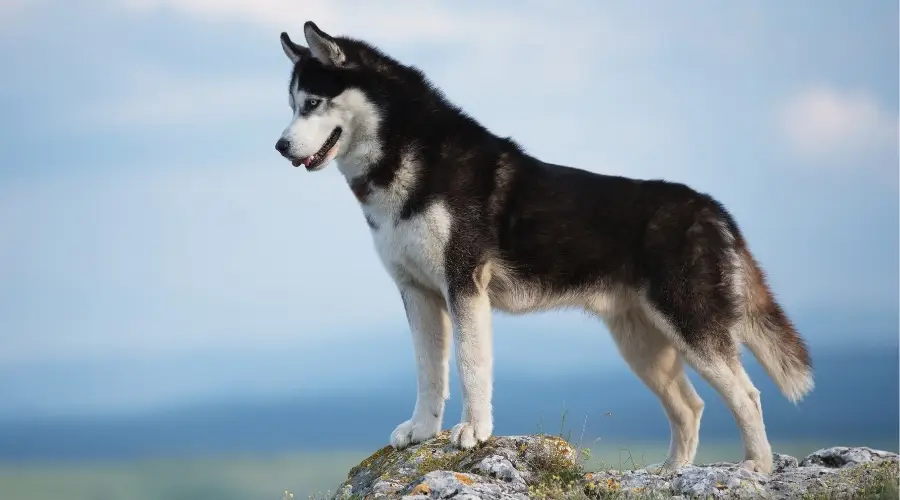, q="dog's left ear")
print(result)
[280,32,310,65]
[304,21,345,67]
